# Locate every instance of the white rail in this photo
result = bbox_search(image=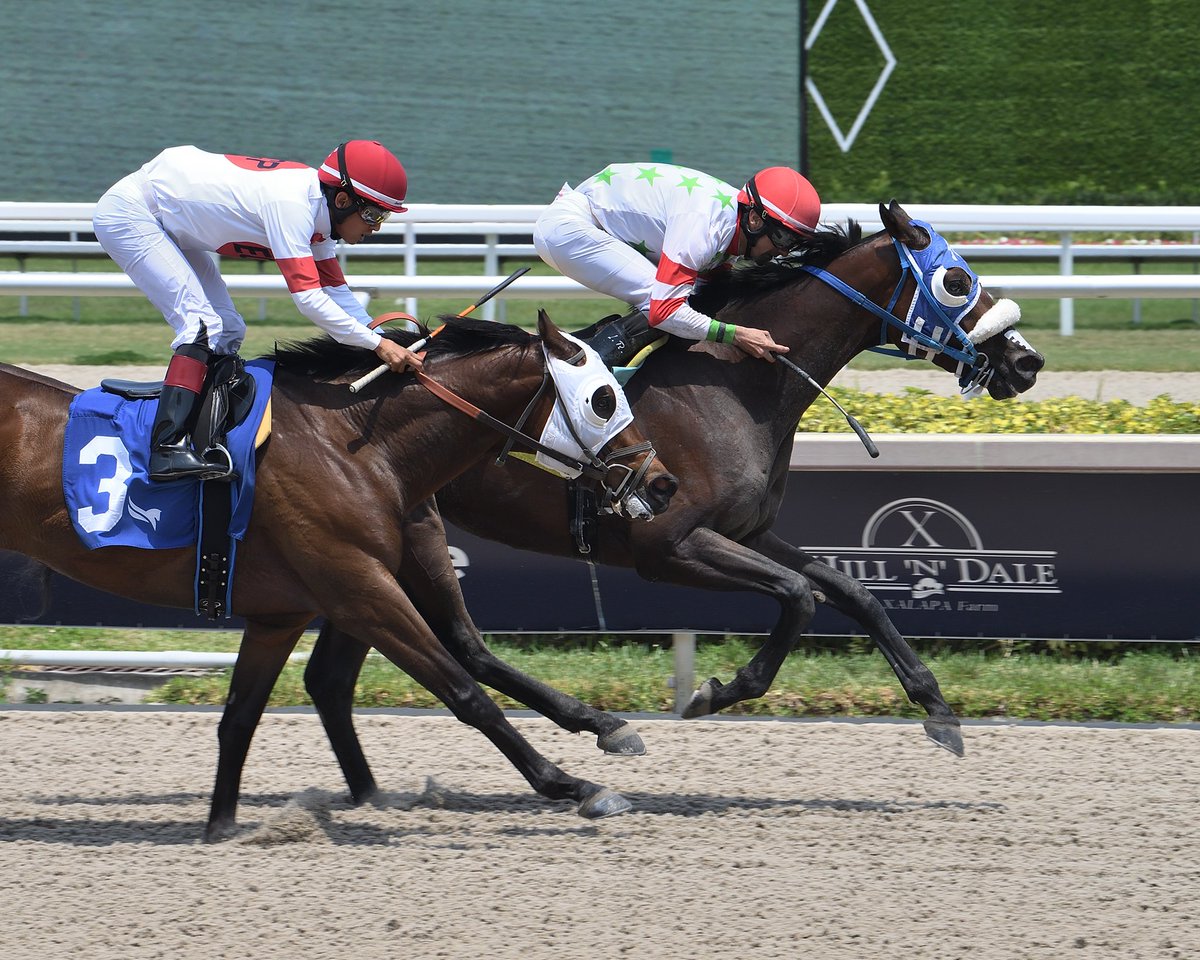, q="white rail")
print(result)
[4,201,1200,333]
[4,270,1200,301]
[0,649,304,668]
[5,200,1200,230]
